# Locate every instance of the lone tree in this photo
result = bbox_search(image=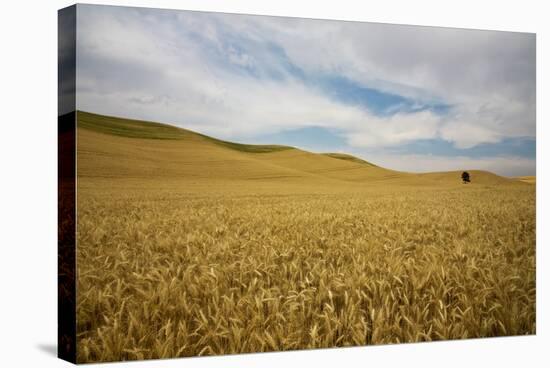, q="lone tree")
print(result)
[461,171,471,183]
